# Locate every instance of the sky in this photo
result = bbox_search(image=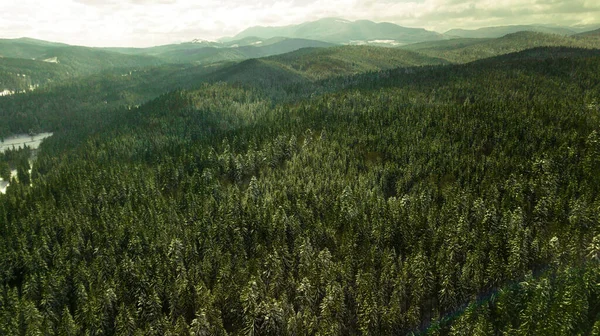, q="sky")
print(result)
[1,0,599,47]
